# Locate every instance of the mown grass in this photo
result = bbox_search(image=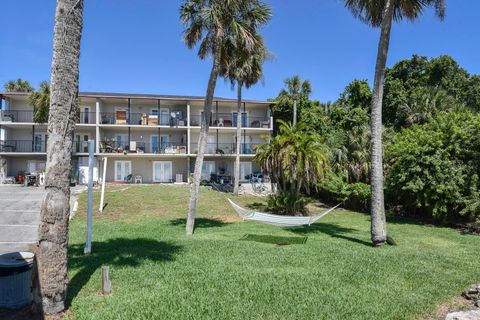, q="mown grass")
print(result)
[67,185,480,319]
